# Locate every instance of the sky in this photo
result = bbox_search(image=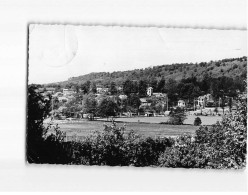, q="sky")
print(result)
[28,24,247,84]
